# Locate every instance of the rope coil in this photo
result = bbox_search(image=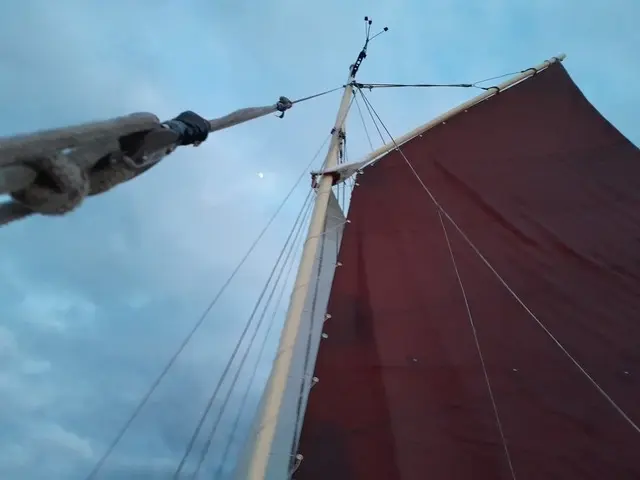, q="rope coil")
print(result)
[0,88,340,228]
